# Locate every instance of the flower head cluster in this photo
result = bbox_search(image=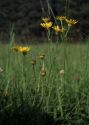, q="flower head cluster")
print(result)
[65,19,78,26]
[40,16,78,41]
[56,16,78,25]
